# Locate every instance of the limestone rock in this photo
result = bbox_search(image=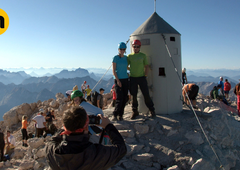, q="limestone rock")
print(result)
[12,147,27,159]
[42,100,49,106]
[17,103,32,121]
[3,106,19,127]
[30,102,37,111]
[119,130,134,138]
[5,160,11,167]
[113,123,130,130]
[134,124,149,134]
[28,138,44,149]
[0,162,3,168]
[36,148,45,158]
[49,99,58,108]
[185,131,204,145]
[56,93,64,100]
[167,165,180,170]
[19,158,35,170]
[132,153,154,162]
[126,144,144,156]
